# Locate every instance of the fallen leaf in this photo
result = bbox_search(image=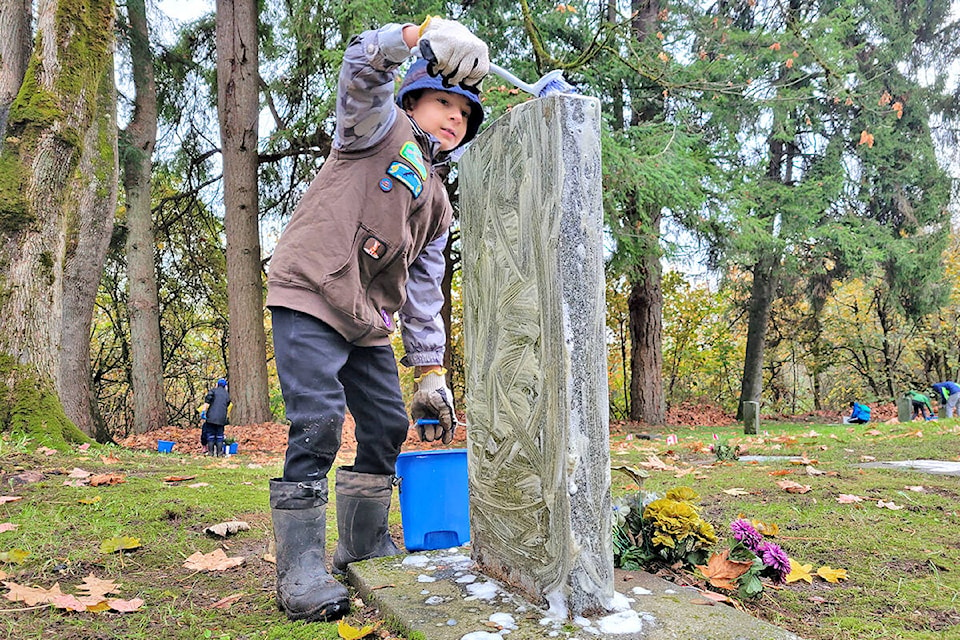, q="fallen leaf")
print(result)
[89,474,126,487]
[0,524,18,533]
[836,494,863,504]
[78,443,91,451]
[858,130,875,147]
[9,471,44,485]
[905,486,925,492]
[68,468,91,479]
[100,536,141,554]
[751,519,780,537]
[76,575,120,600]
[877,499,903,510]
[204,521,251,538]
[78,496,101,505]
[107,597,145,612]
[50,593,87,612]
[100,455,121,465]
[187,483,210,488]
[183,549,245,572]
[722,487,749,496]
[775,480,812,494]
[786,559,813,584]
[769,469,793,476]
[805,466,825,476]
[3,580,63,605]
[864,429,882,436]
[37,446,57,456]
[859,455,876,462]
[211,593,244,609]
[0,497,22,505]
[817,566,848,583]
[338,618,380,639]
[695,550,753,590]
[162,475,197,483]
[0,549,30,564]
